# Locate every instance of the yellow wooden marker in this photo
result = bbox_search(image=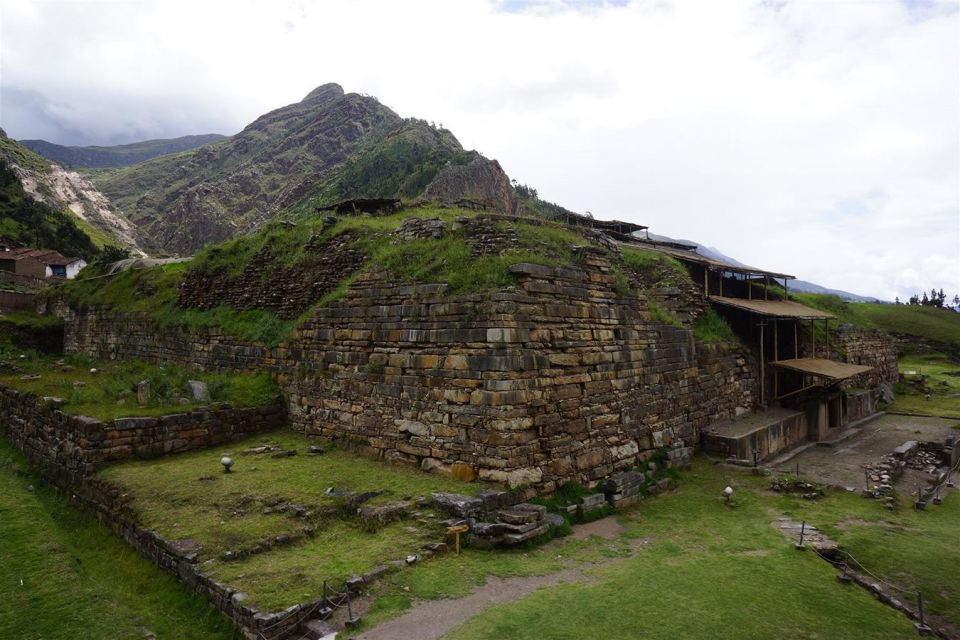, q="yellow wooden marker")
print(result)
[447,524,470,555]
